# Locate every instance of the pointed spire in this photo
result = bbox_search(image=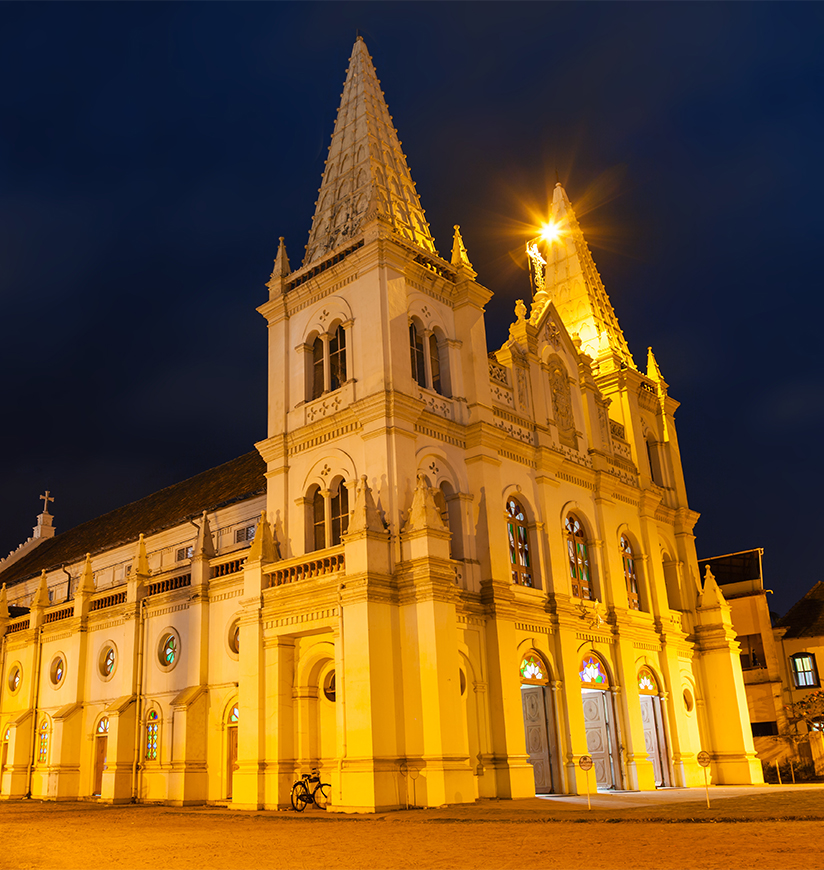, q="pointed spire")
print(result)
[347,476,386,534]
[33,570,49,608]
[78,553,95,596]
[303,38,438,265]
[535,183,636,370]
[646,347,667,386]
[698,565,728,610]
[134,534,151,578]
[402,475,449,534]
[0,584,8,620]
[248,510,278,563]
[194,511,216,558]
[273,237,291,278]
[450,225,474,271]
